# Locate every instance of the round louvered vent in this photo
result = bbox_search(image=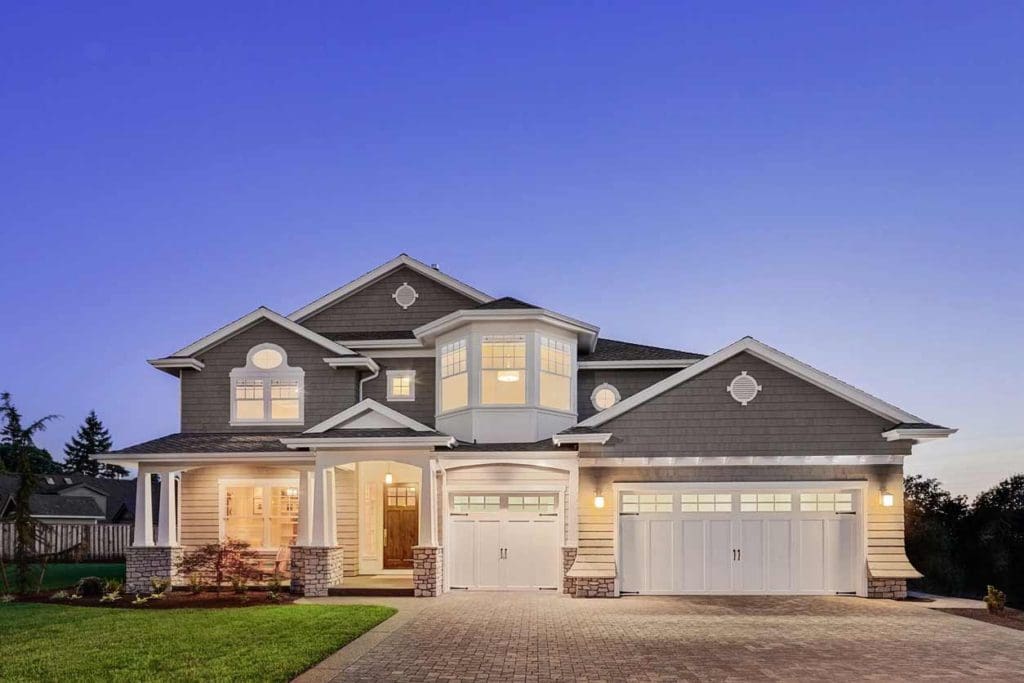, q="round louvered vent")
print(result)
[727,371,762,405]
[392,283,419,309]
